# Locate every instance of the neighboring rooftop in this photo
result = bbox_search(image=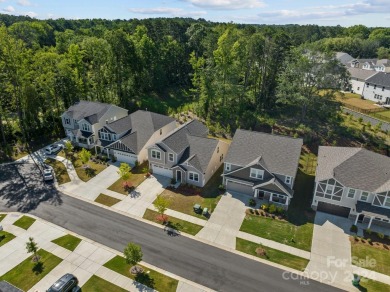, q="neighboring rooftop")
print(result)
[335,52,354,65]
[366,72,390,87]
[225,129,303,177]
[106,110,175,154]
[63,100,113,124]
[316,146,390,193]
[347,67,378,81]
